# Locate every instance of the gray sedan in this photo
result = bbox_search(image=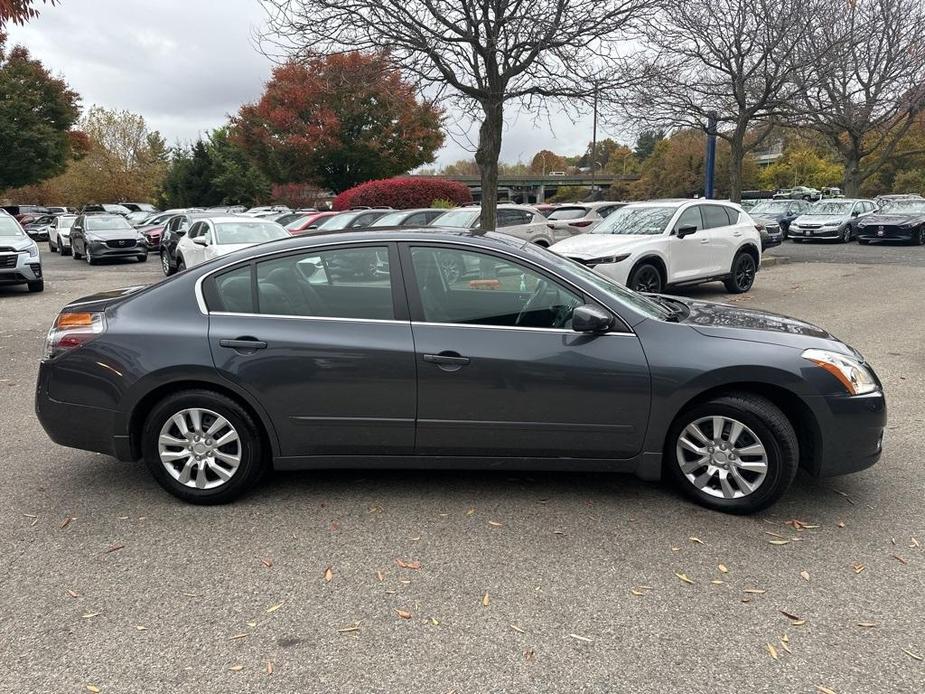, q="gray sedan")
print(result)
[787,199,878,242]
[36,230,886,514]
